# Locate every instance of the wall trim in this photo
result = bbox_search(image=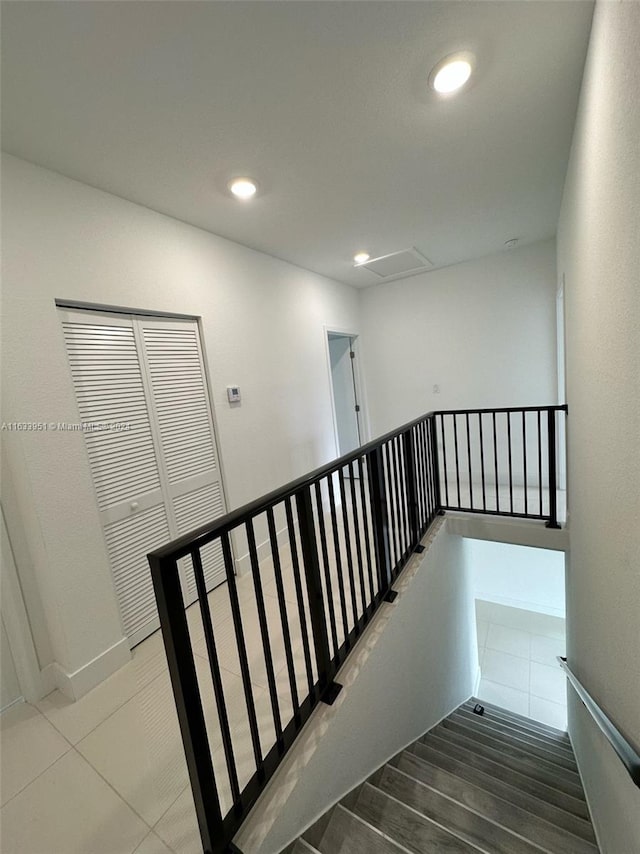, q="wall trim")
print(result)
[44,636,131,702]
[234,524,292,577]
